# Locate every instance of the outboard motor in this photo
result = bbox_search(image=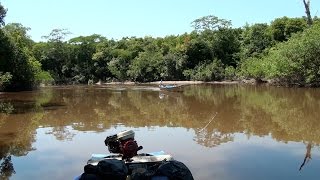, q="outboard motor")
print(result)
[104,130,143,160]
